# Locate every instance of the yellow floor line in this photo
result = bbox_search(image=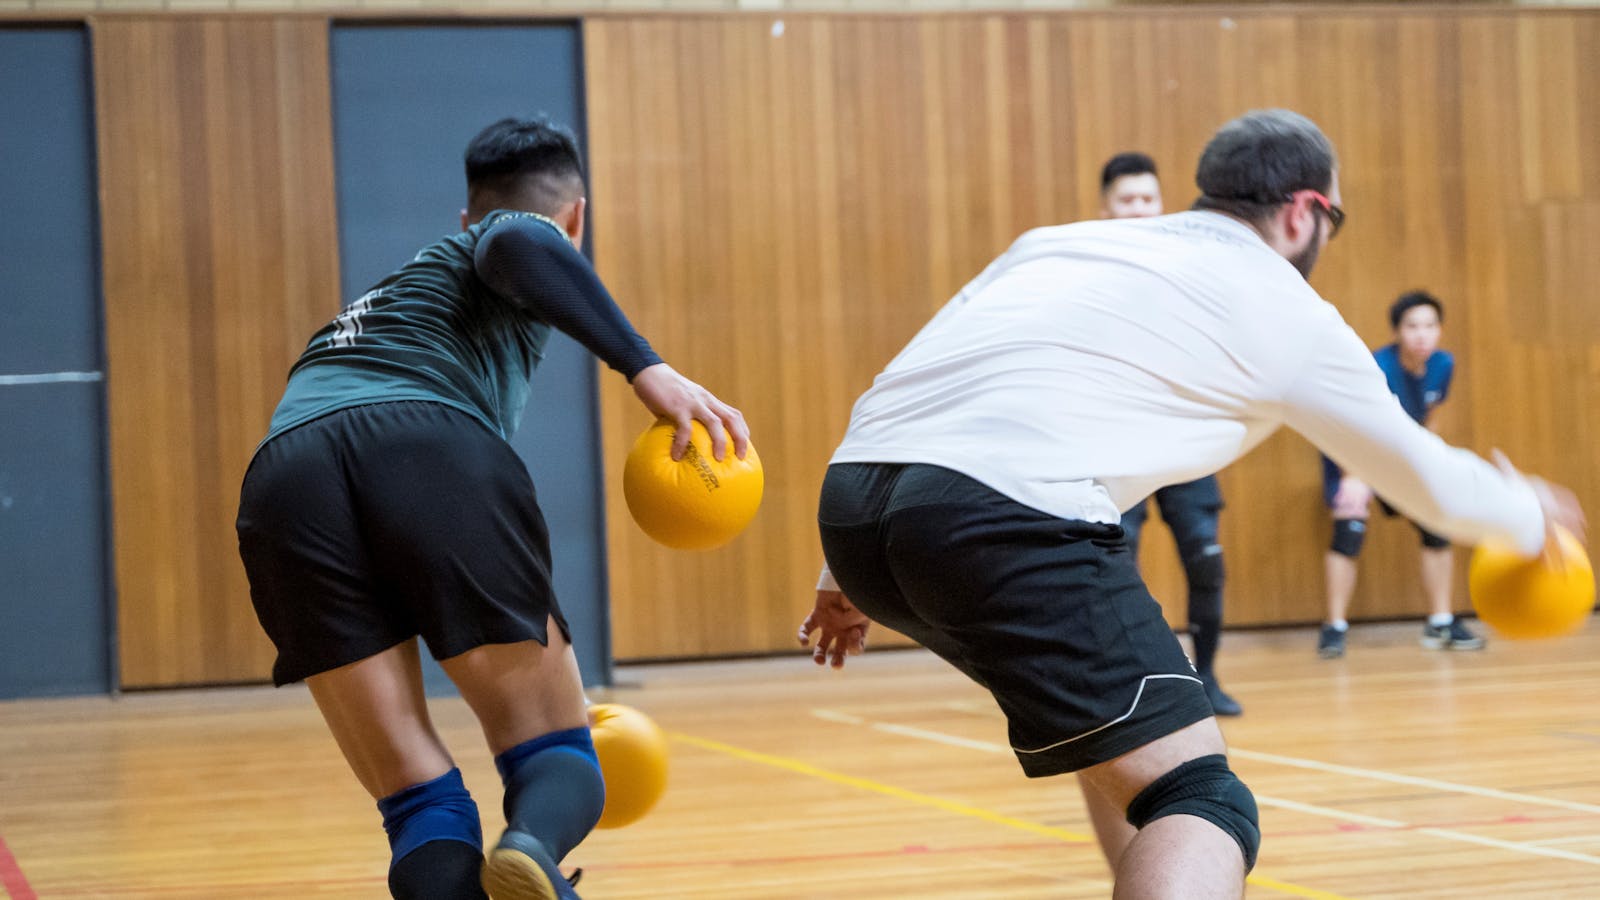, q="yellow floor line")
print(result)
[672,731,1094,843]
[671,731,1354,900]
